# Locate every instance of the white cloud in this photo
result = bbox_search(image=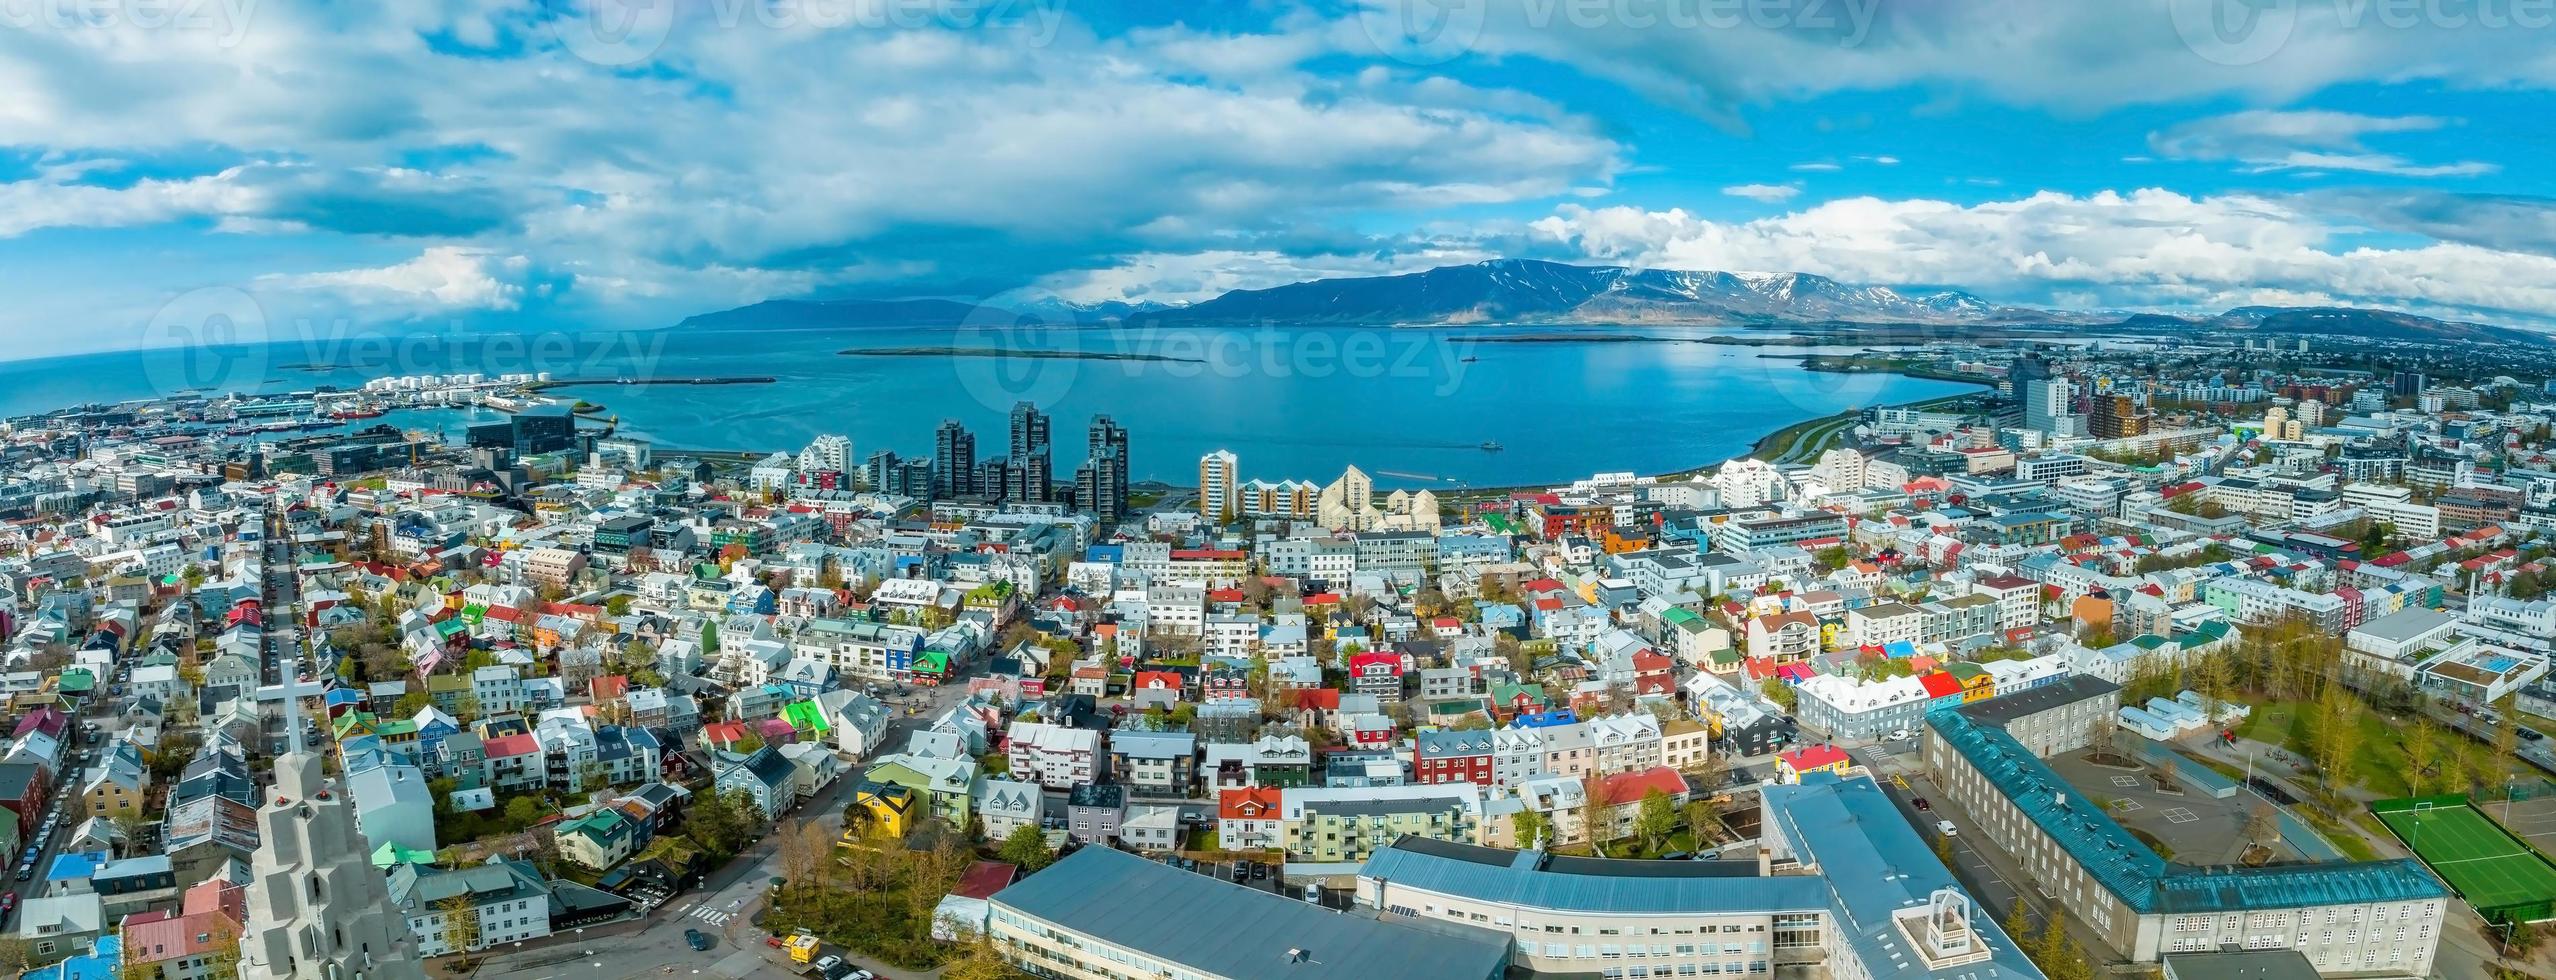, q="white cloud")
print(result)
[1526,190,2556,324]
[1354,1,2556,119]
[1788,162,1842,172]
[0,6,1622,339]
[2149,111,2496,177]
[1720,183,1801,203]
[266,247,530,312]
